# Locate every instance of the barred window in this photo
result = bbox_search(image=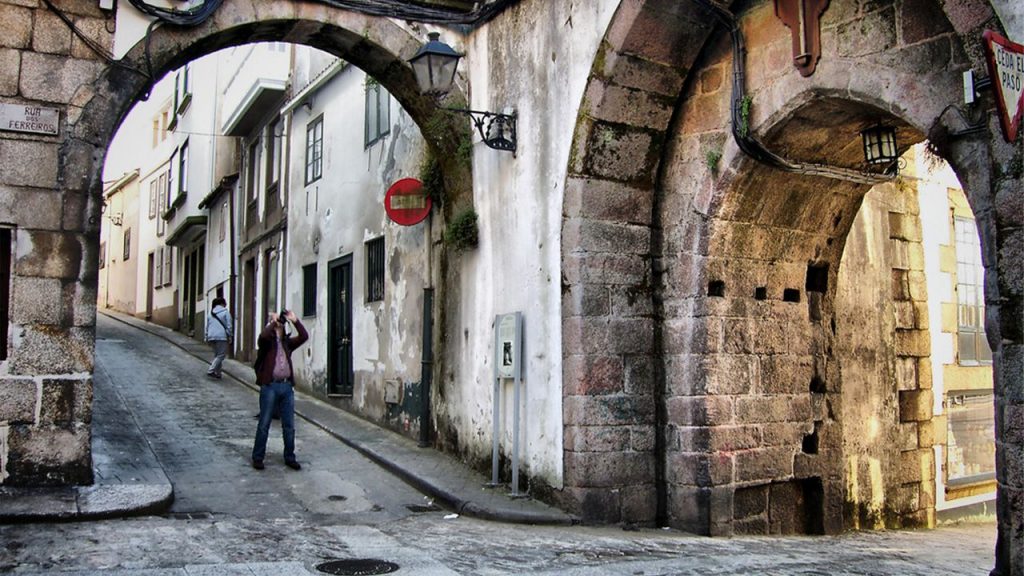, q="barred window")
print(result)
[123,228,131,261]
[366,236,385,302]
